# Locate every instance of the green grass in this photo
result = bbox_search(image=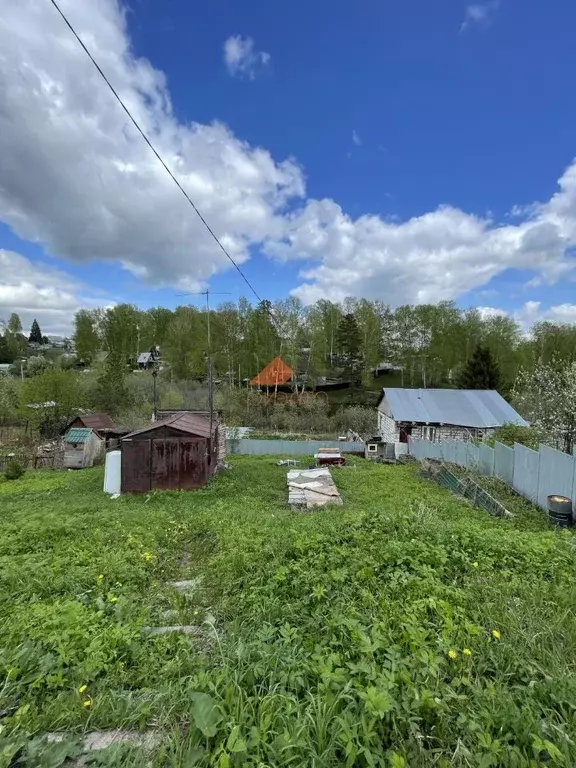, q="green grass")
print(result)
[1,458,576,766]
